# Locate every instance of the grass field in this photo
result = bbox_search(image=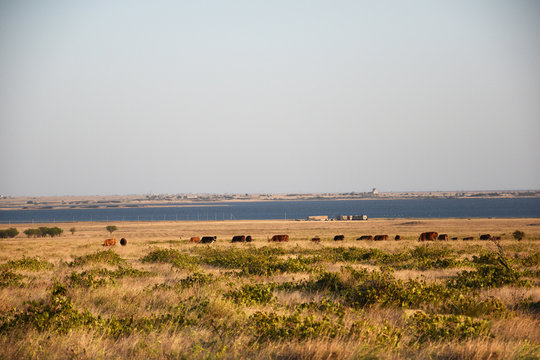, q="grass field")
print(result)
[1,218,539,359]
